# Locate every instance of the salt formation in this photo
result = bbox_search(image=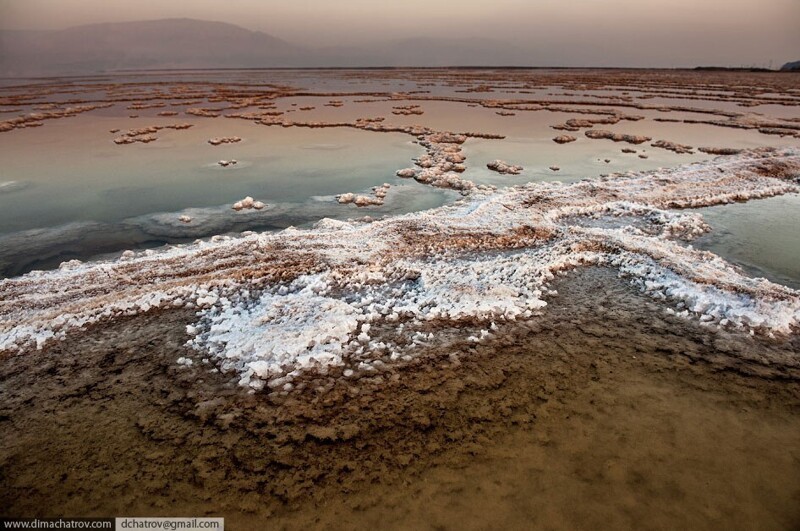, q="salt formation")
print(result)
[113,124,193,145]
[699,147,743,156]
[1,149,799,392]
[410,133,473,190]
[336,184,391,207]
[395,168,417,178]
[487,160,524,175]
[652,140,694,154]
[228,114,481,191]
[553,135,577,144]
[128,102,165,110]
[178,215,193,224]
[187,108,222,118]
[0,104,113,133]
[551,114,645,132]
[232,197,266,211]
[208,136,242,146]
[585,130,651,145]
[392,105,424,115]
